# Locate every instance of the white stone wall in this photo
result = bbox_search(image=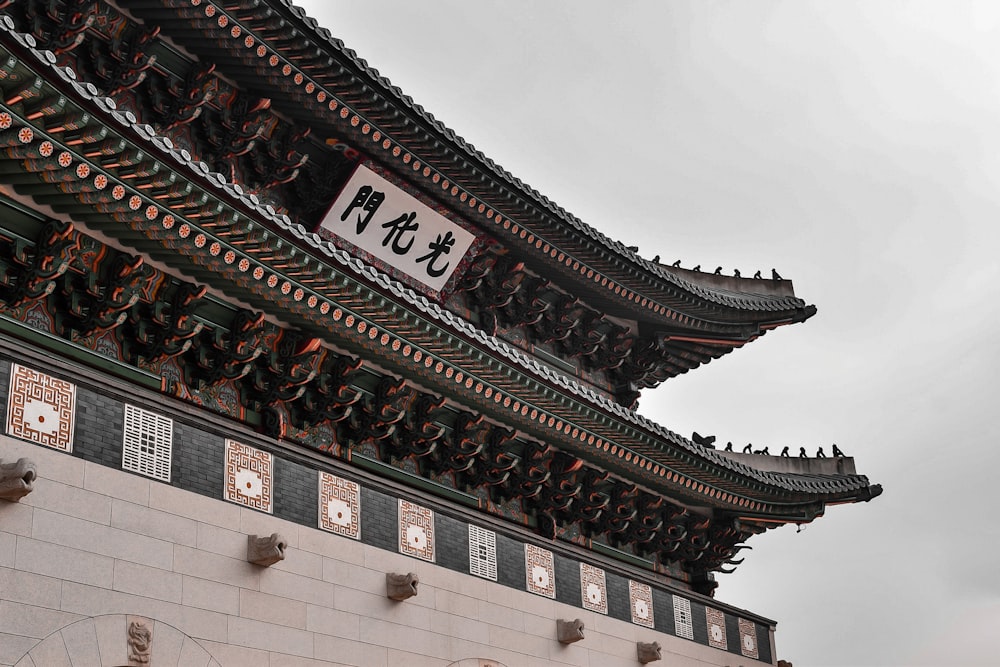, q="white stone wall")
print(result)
[0,436,774,666]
